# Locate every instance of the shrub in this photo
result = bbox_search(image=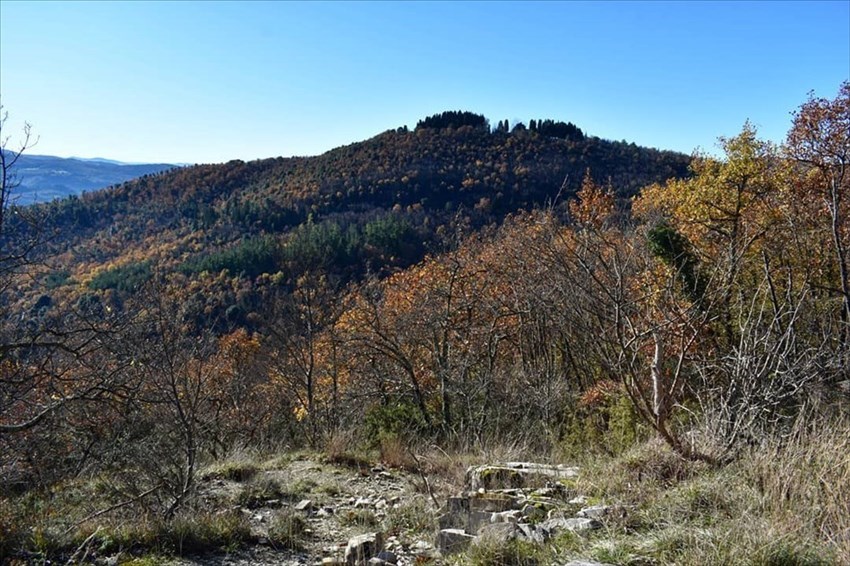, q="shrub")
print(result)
[201,459,260,482]
[364,400,427,448]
